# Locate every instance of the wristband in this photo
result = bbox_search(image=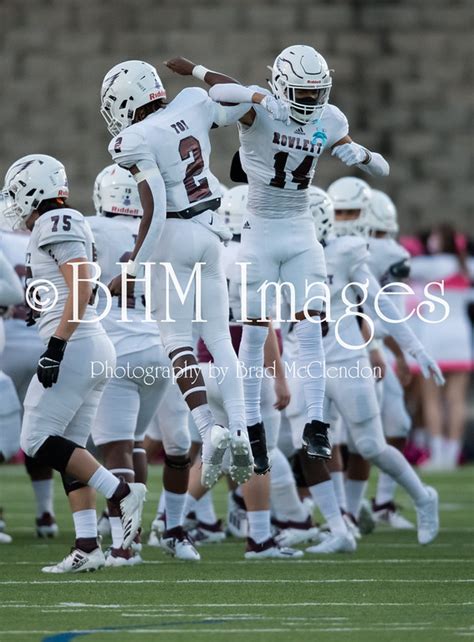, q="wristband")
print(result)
[361,148,372,165]
[368,339,382,352]
[126,259,138,277]
[192,65,209,82]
